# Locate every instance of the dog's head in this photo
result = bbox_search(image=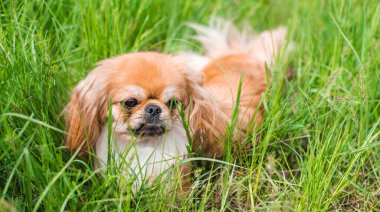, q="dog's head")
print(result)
[65,52,214,153]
